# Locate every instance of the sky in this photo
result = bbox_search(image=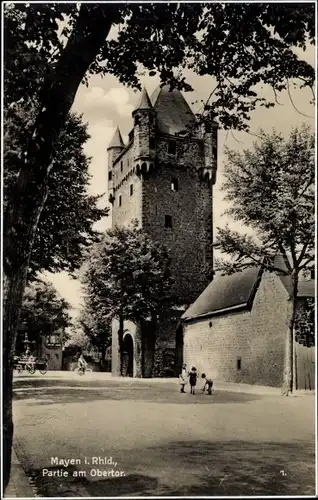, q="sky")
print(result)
[44,42,315,317]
